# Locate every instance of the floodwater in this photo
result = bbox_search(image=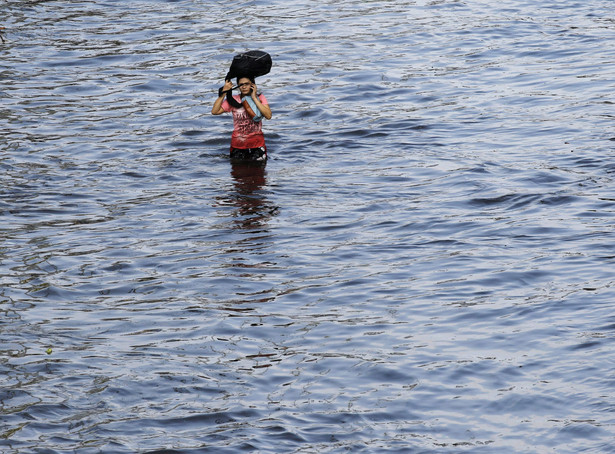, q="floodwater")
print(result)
[1,0,615,452]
